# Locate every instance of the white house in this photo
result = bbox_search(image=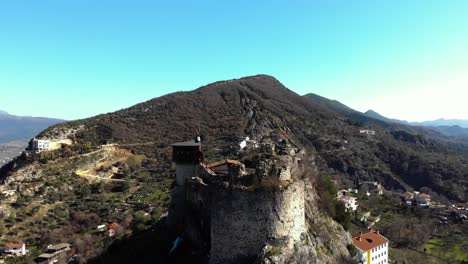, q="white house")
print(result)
[4,243,26,256]
[416,193,431,207]
[338,195,358,212]
[360,129,376,136]
[353,231,389,264]
[31,139,50,152]
[239,137,250,149]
